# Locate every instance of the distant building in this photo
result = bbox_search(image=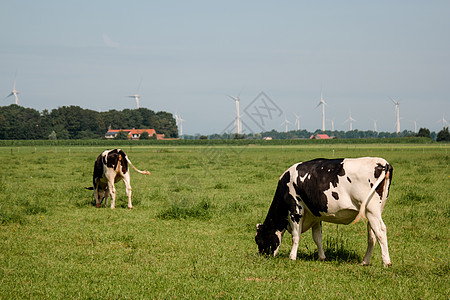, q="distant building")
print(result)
[310,134,331,140]
[105,128,165,140]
